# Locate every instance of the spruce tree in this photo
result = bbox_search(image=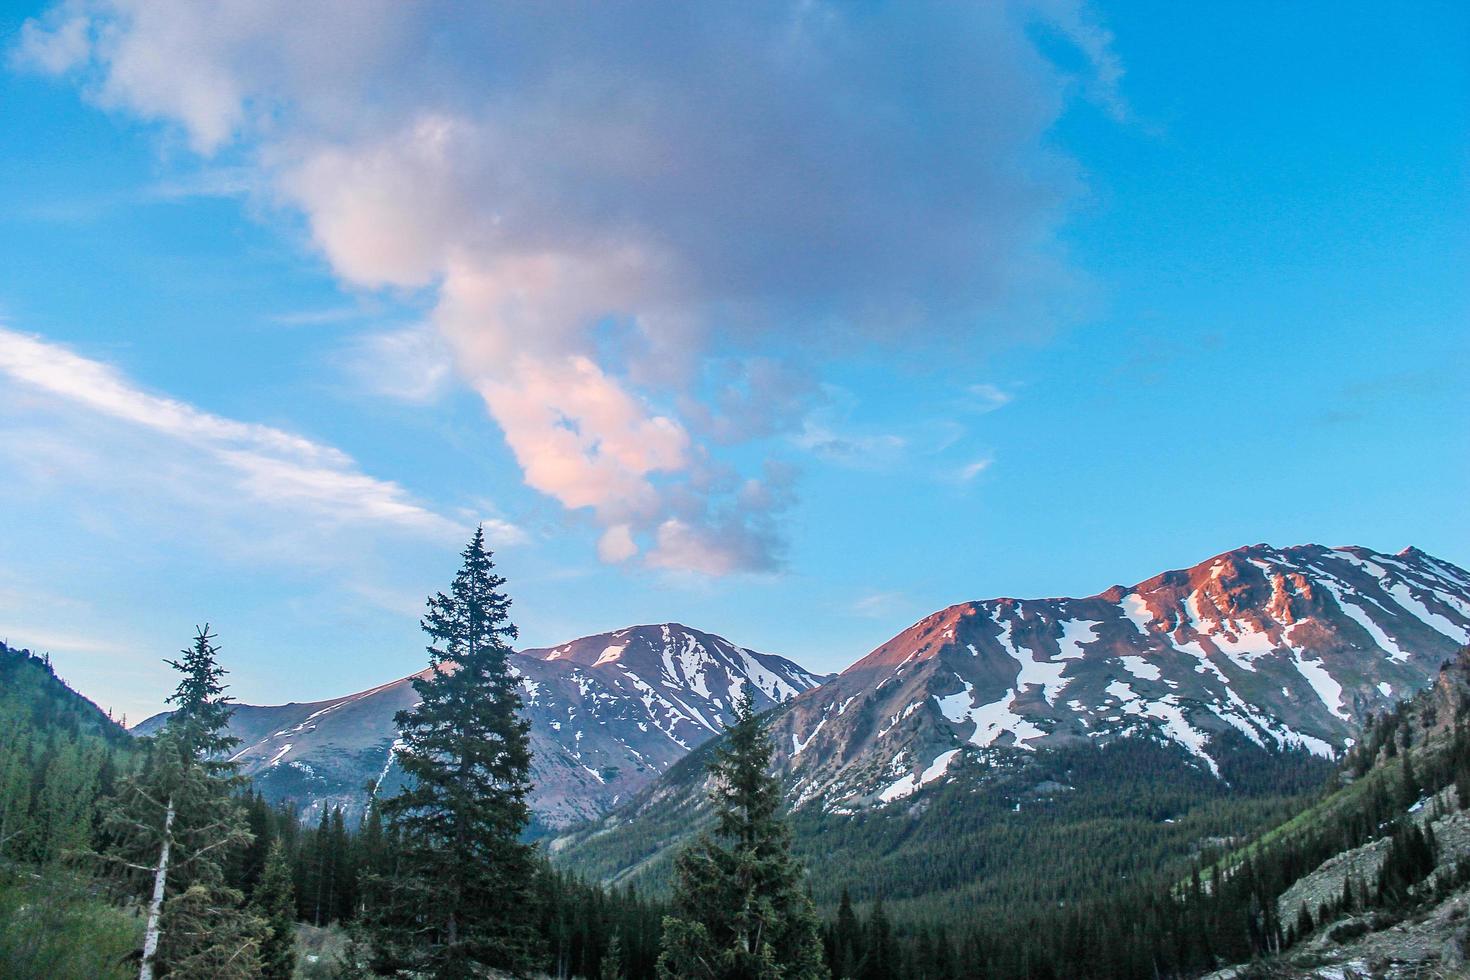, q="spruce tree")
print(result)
[833,887,861,978]
[604,932,627,980]
[657,690,827,980]
[0,702,34,857]
[101,626,258,980]
[859,899,894,980]
[253,839,298,980]
[366,527,541,978]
